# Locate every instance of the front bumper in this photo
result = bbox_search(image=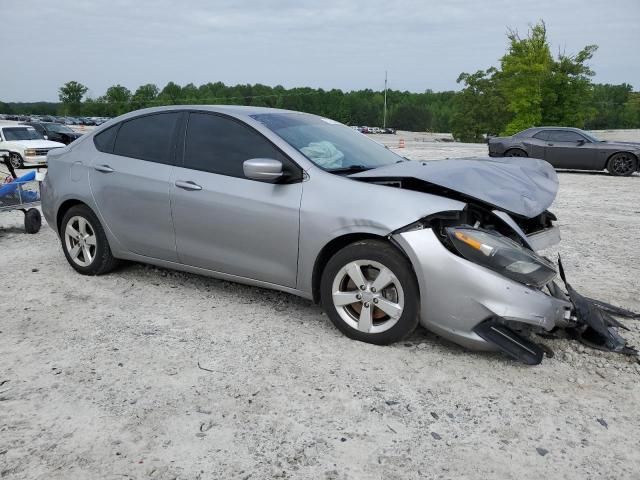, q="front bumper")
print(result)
[393,228,572,350]
[23,155,48,166]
